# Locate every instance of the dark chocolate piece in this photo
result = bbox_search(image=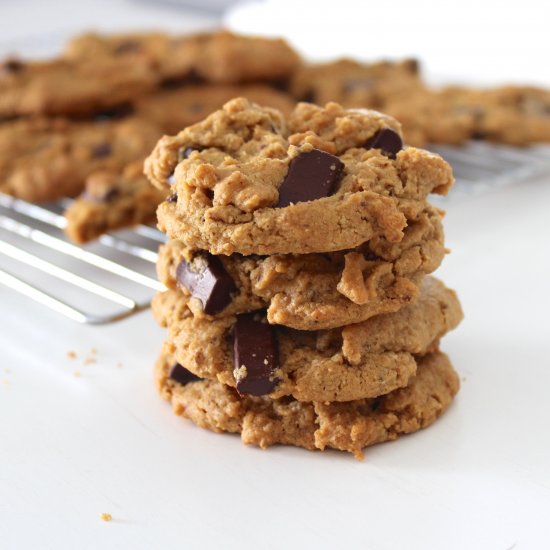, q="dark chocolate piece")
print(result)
[364,128,403,159]
[166,192,178,203]
[114,40,141,54]
[1,59,24,74]
[176,255,236,315]
[93,103,135,121]
[91,142,112,158]
[81,187,120,203]
[233,311,279,396]
[403,58,420,74]
[169,363,200,385]
[276,149,345,207]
